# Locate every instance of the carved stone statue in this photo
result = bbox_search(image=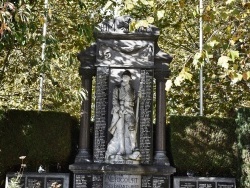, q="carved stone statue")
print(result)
[105,70,141,163]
